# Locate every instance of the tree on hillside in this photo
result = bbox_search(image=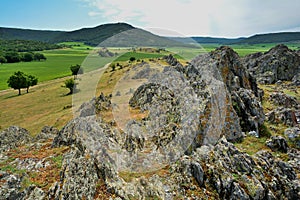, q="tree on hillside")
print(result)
[22,52,34,62]
[63,78,75,95]
[0,56,7,64]
[25,75,38,93]
[7,71,28,95]
[33,53,46,61]
[5,52,21,63]
[70,64,83,79]
[7,71,38,95]
[129,57,136,62]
